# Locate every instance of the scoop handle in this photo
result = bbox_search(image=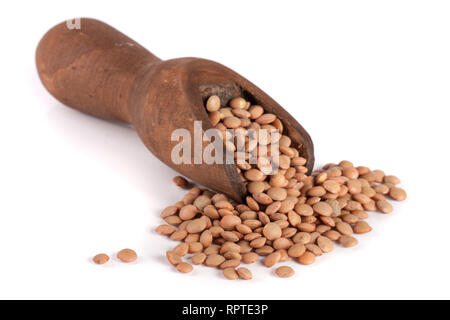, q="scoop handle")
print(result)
[36,18,161,123]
